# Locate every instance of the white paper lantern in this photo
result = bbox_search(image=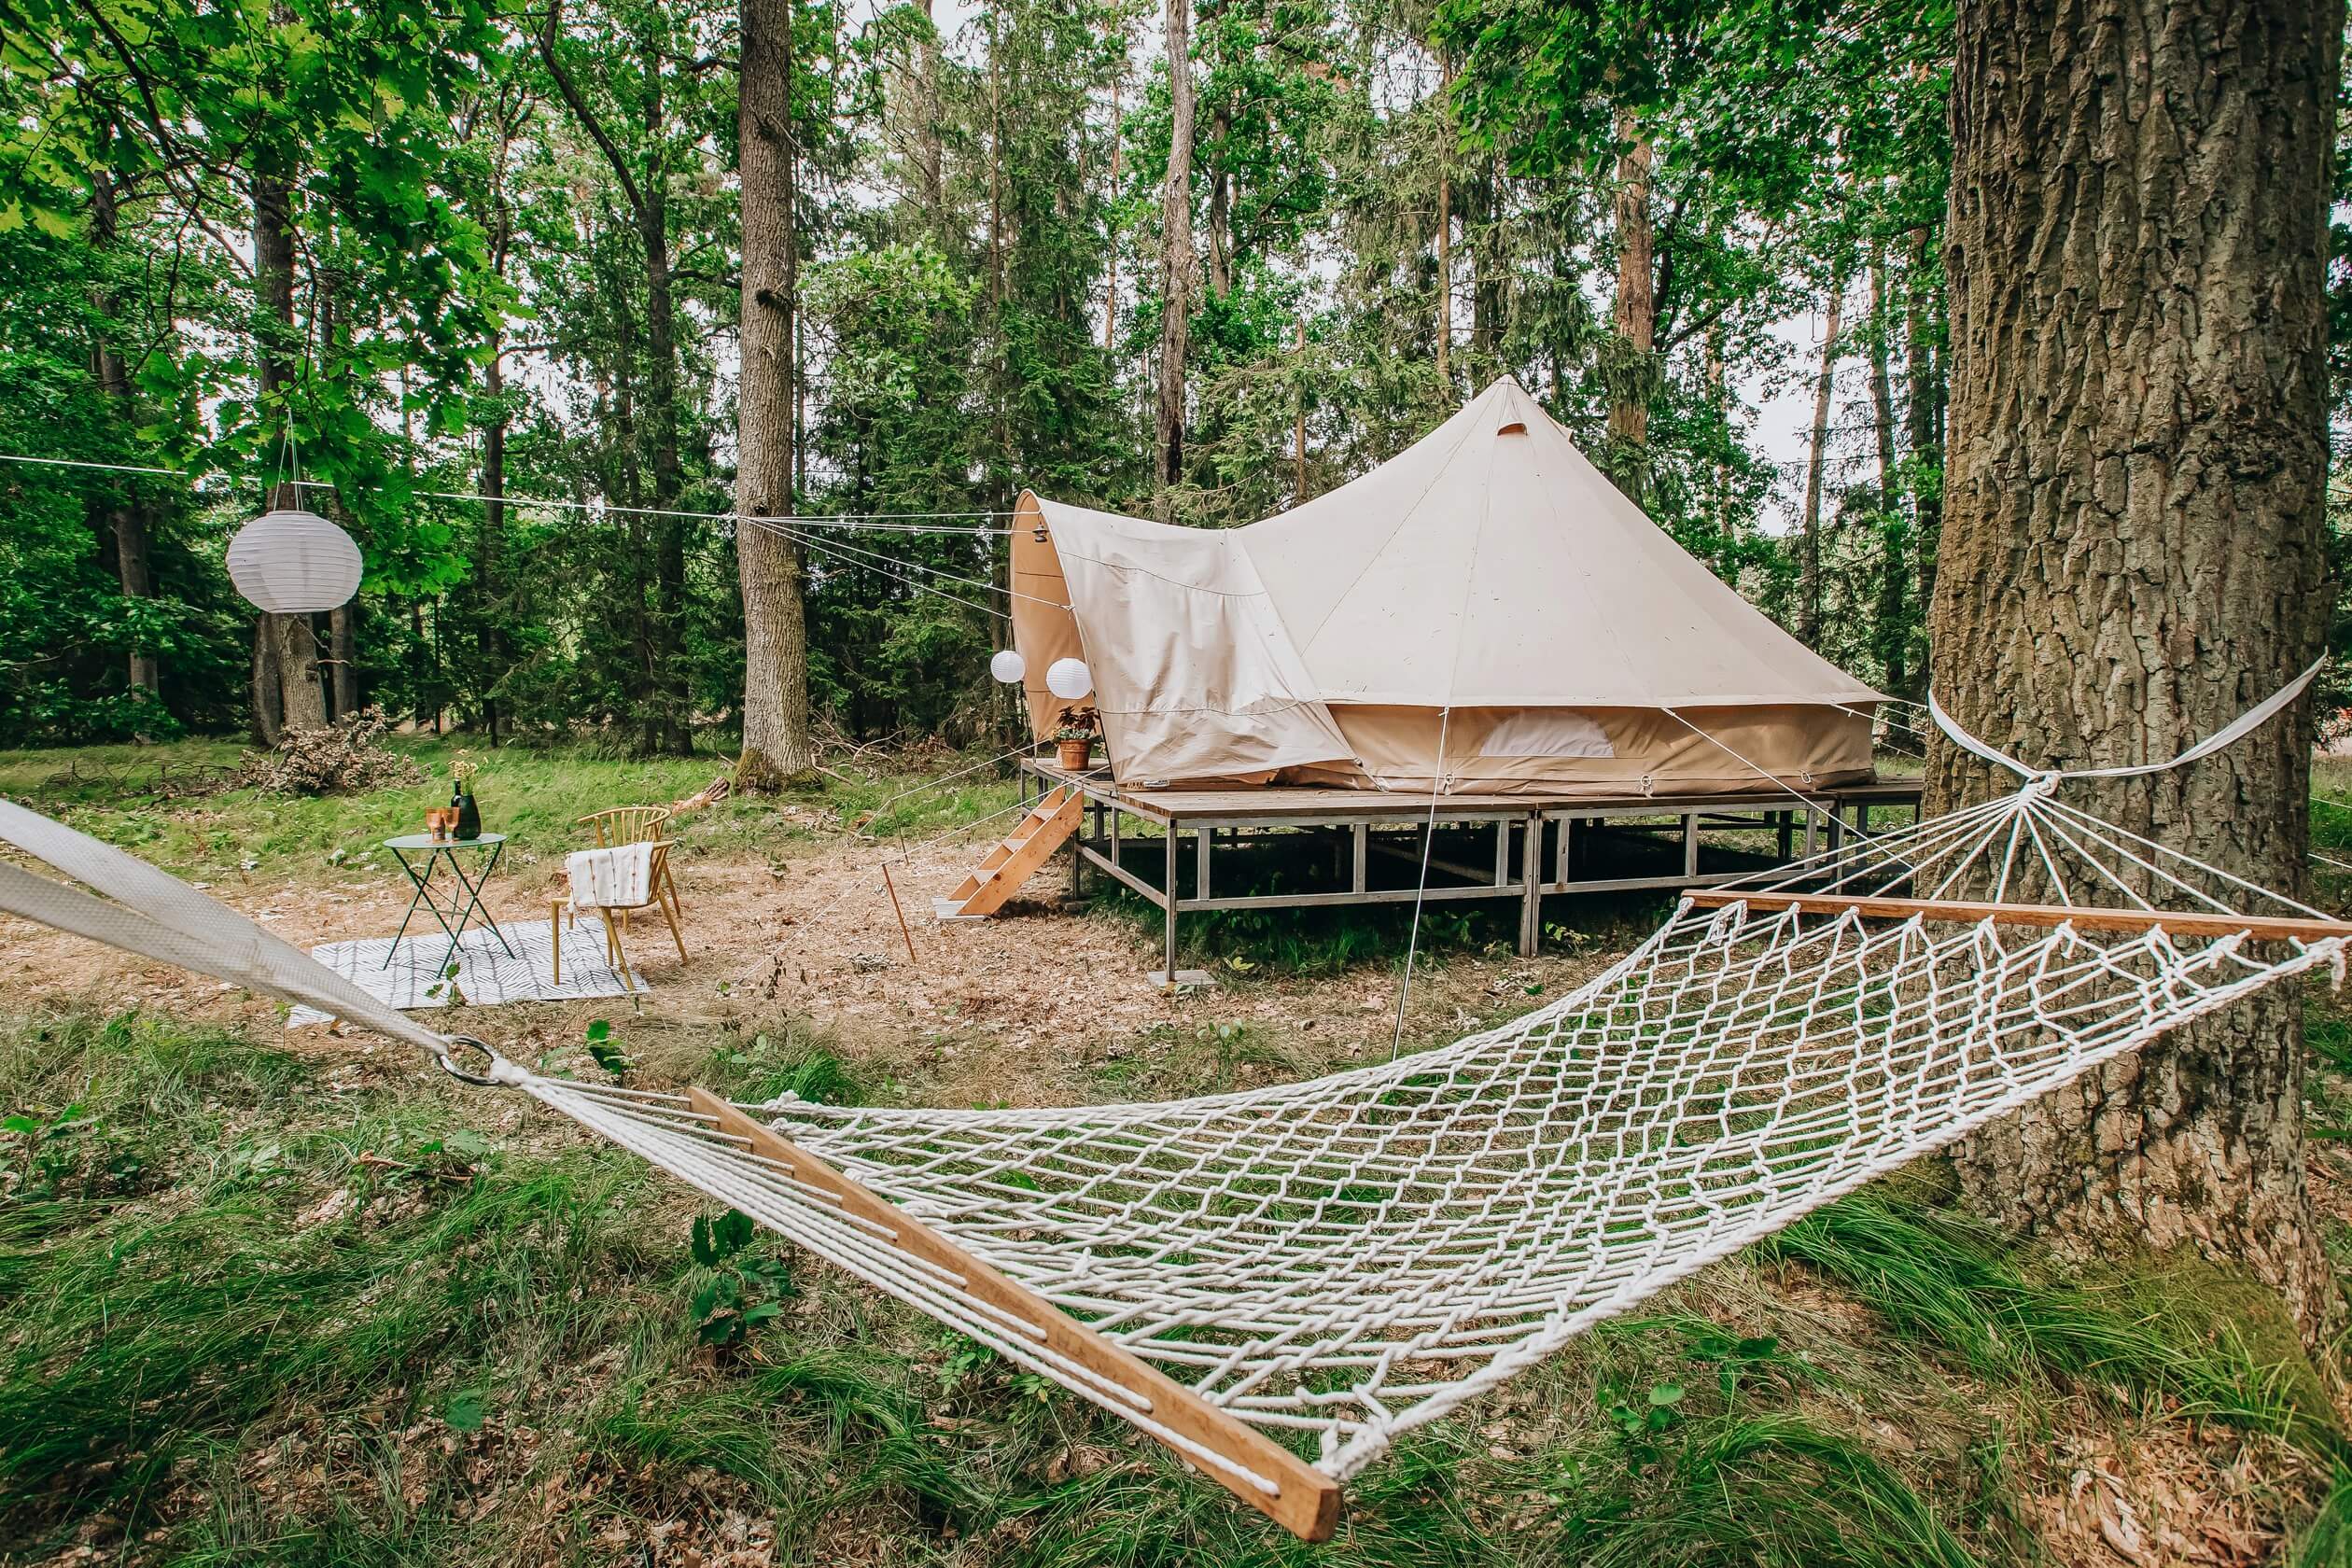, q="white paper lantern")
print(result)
[226,508,363,613]
[989,648,1027,684]
[1045,657,1093,700]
